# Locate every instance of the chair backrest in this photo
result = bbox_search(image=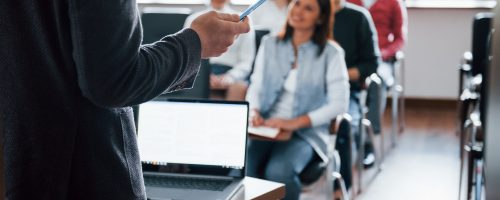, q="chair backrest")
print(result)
[254,29,271,54]
[471,12,493,77]
[141,7,191,44]
[365,74,383,113]
[249,29,271,80]
[473,13,494,128]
